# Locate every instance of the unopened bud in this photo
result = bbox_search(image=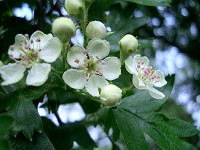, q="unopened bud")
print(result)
[64,0,85,20]
[119,34,138,64]
[52,17,76,43]
[100,84,122,107]
[119,34,138,54]
[86,21,107,39]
